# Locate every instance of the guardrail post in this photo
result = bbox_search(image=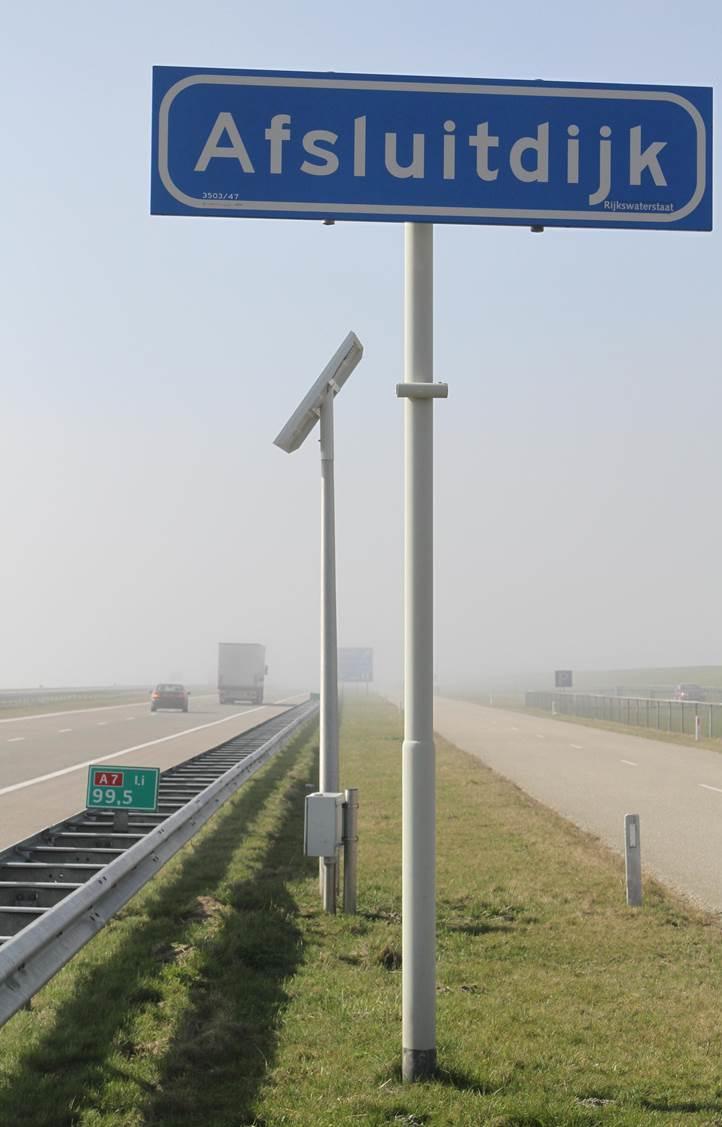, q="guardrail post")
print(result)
[695,711,701,742]
[624,814,642,907]
[342,788,359,914]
